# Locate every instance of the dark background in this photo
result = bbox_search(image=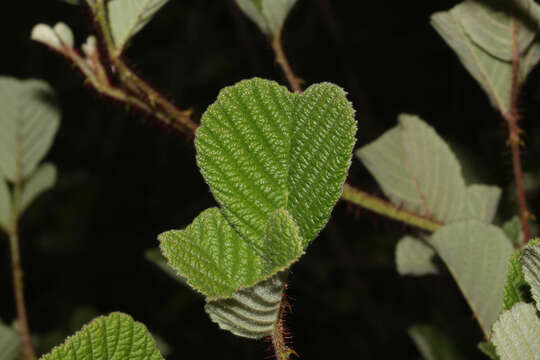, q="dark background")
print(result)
[2,1,540,359]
